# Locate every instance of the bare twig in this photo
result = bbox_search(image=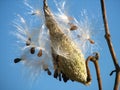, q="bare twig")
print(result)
[86,53,102,90]
[110,70,117,76]
[100,0,120,89]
